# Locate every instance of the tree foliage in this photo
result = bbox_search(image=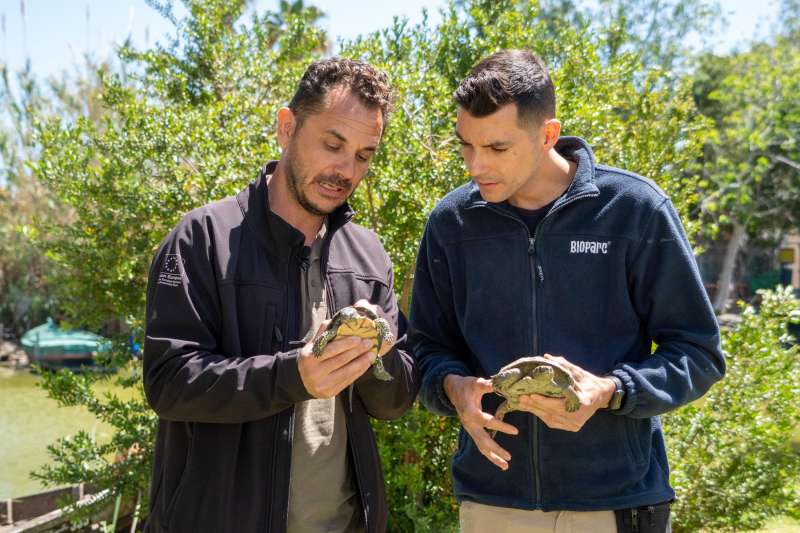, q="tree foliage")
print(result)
[0,60,108,335]
[692,36,800,241]
[690,32,800,311]
[537,0,721,72]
